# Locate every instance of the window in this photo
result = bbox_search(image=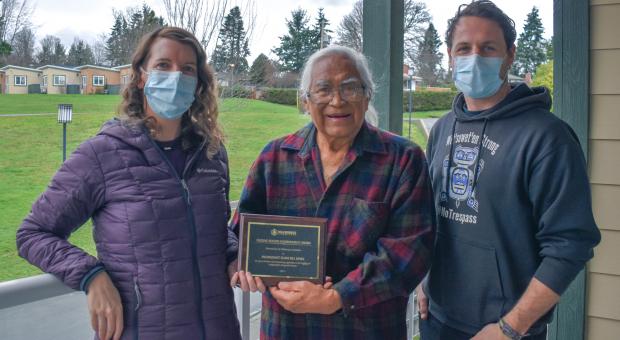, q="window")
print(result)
[43,76,48,87]
[53,75,66,86]
[82,75,87,88]
[121,75,129,84]
[93,75,105,86]
[14,75,26,86]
